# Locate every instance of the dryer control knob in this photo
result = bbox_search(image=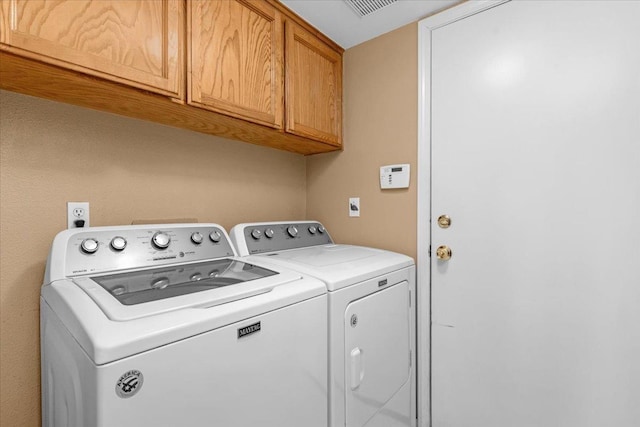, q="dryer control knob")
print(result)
[318,225,326,234]
[81,238,99,254]
[152,232,171,249]
[308,226,317,234]
[191,232,203,245]
[251,229,263,240]
[287,225,298,238]
[110,236,127,251]
[264,228,275,238]
[209,230,222,243]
